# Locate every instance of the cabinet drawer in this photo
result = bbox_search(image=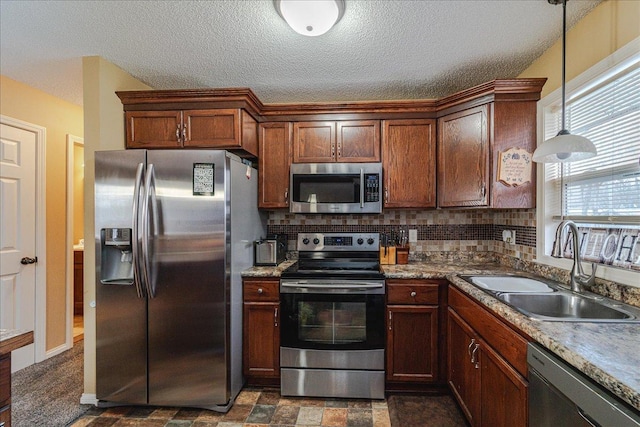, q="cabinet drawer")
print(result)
[449,285,529,377]
[387,281,439,305]
[243,279,280,302]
